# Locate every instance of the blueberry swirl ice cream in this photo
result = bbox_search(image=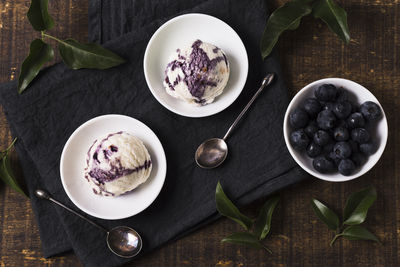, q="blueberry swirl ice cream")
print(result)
[163,39,230,105]
[84,131,152,197]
